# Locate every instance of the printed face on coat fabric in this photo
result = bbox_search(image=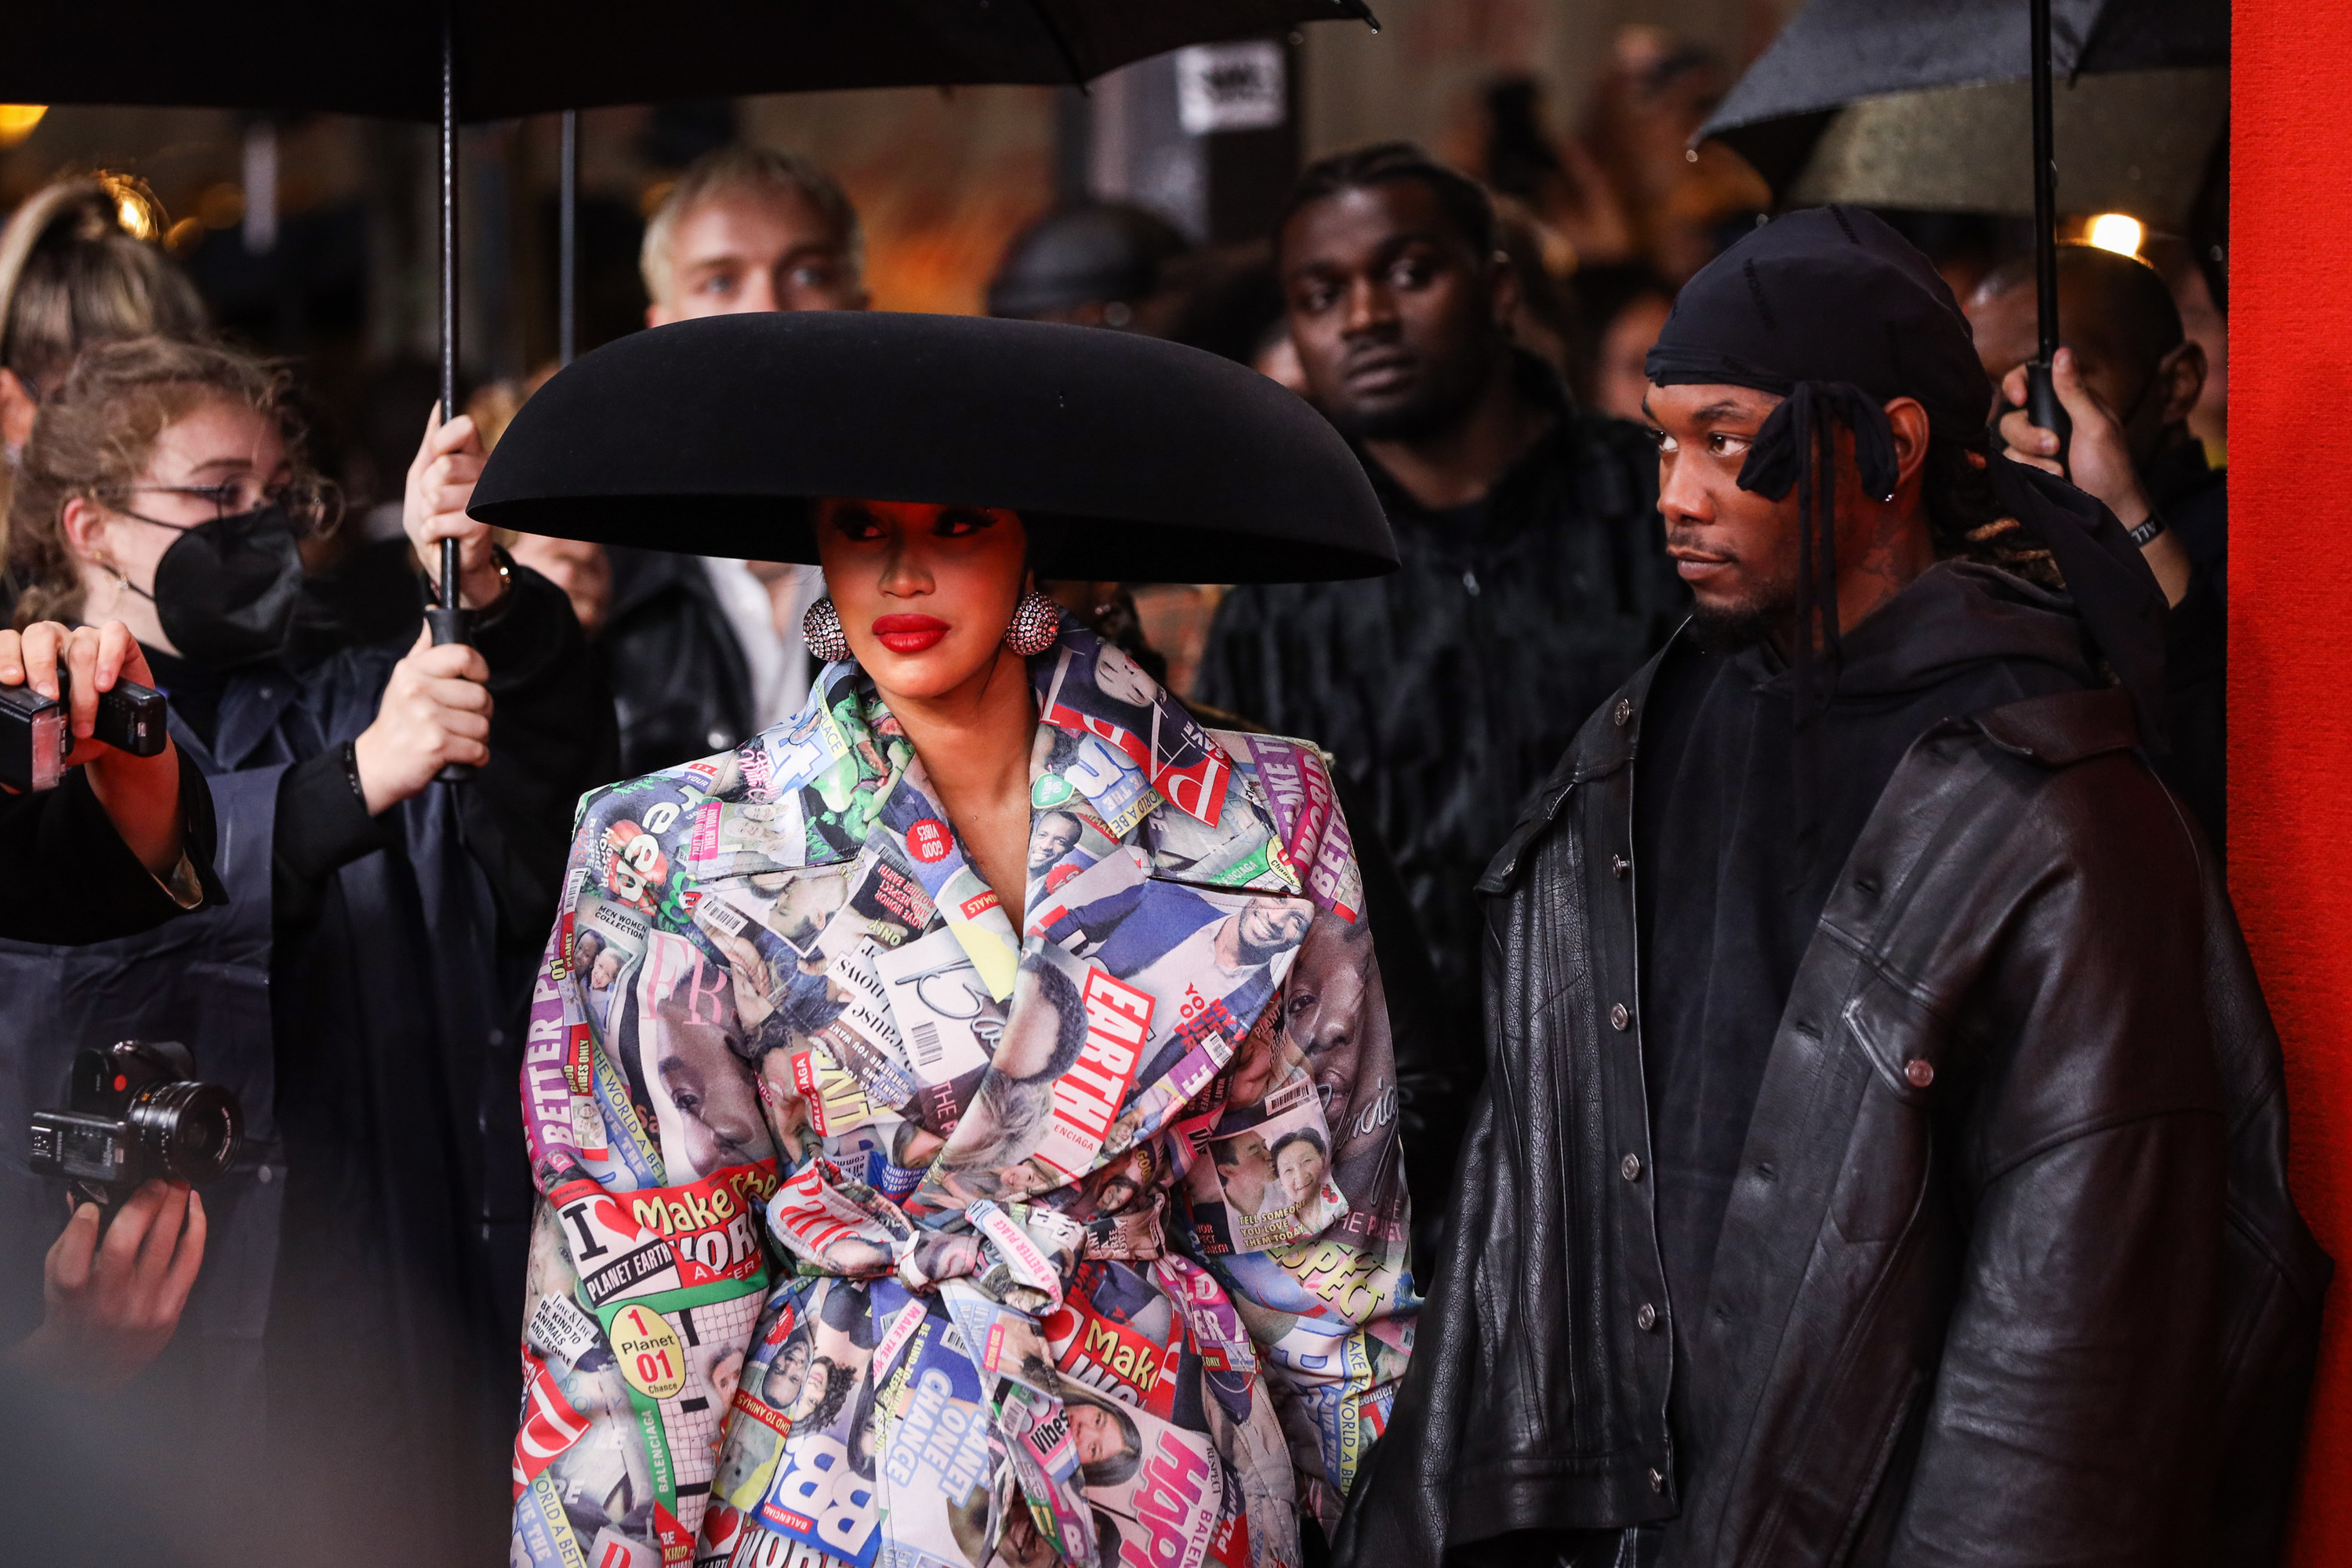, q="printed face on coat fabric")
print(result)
[993,961,1084,1083]
[767,874,842,953]
[1284,912,1374,1122]
[816,498,1033,704]
[1215,1131,1277,1215]
[647,962,768,1178]
[1273,1131,1328,1209]
[1279,179,1516,444]
[786,1354,847,1425]
[700,1345,745,1414]
[932,961,1086,1186]
[1095,1174,1142,1215]
[1067,1396,1141,1480]
[646,184,868,325]
[771,1338,811,1411]
[1228,898,1312,968]
[1091,644,1158,708]
[1029,809,1084,873]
